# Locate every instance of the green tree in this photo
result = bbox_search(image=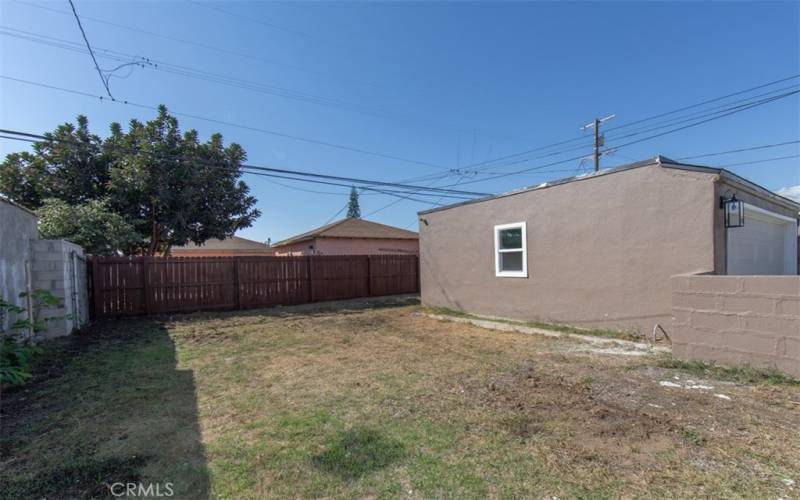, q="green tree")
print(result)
[0,152,49,208]
[347,186,361,219]
[37,198,140,256]
[1,106,260,256]
[0,116,109,208]
[107,106,260,255]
